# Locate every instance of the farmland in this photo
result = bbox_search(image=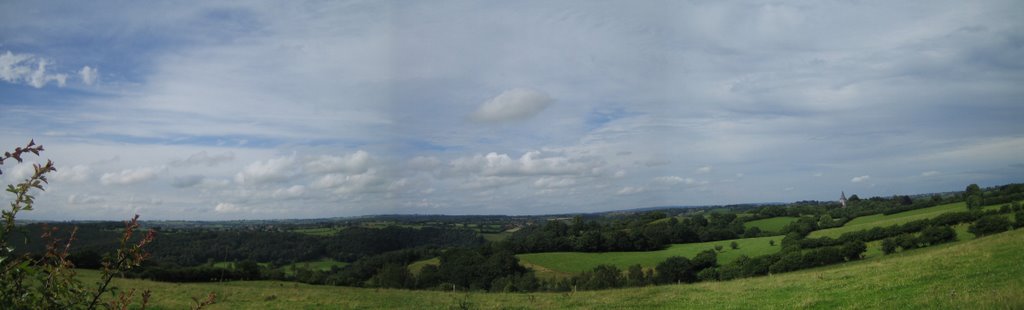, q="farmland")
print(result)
[517,235,783,275]
[743,216,798,233]
[78,228,1024,309]
[809,201,1011,238]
